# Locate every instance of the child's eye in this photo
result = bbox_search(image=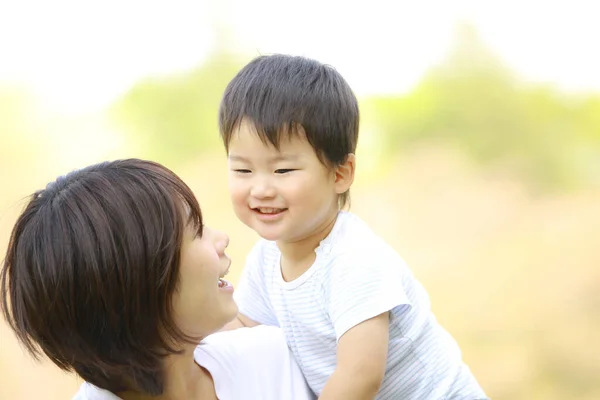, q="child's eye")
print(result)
[233,169,251,174]
[275,169,295,174]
